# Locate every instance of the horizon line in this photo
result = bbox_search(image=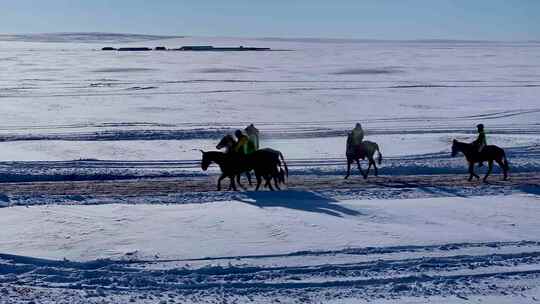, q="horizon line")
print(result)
[1,32,539,44]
